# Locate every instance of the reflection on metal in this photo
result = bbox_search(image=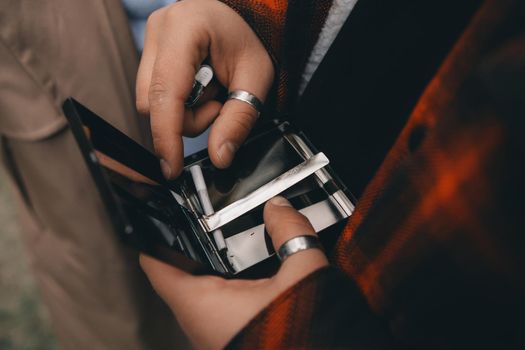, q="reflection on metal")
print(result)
[190,165,227,251]
[225,196,348,272]
[185,65,214,107]
[284,133,355,216]
[331,190,355,217]
[202,153,330,232]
